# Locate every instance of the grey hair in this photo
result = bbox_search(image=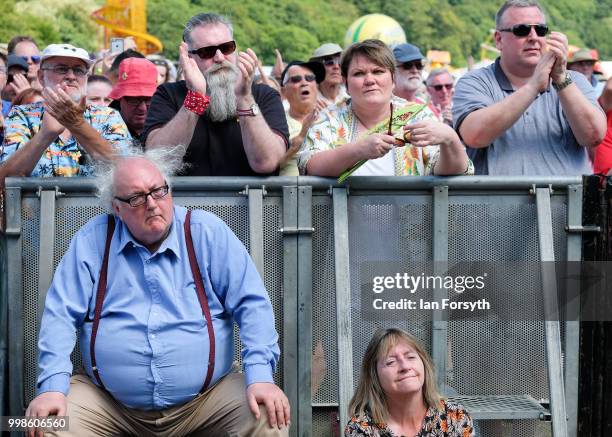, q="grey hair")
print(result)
[426,68,454,86]
[95,145,188,211]
[183,13,233,48]
[495,0,546,28]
